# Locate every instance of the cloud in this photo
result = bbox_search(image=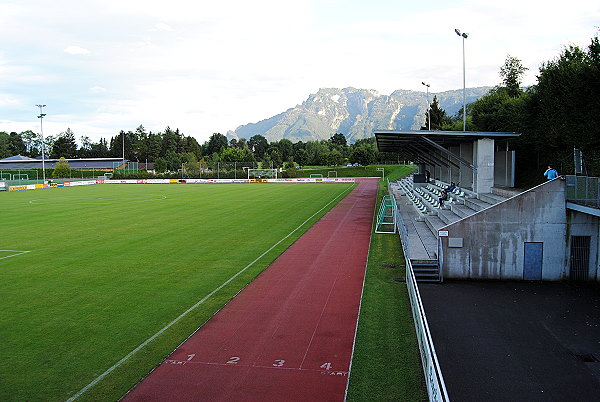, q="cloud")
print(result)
[63,46,91,55]
[1,0,599,143]
[154,22,174,32]
[90,86,107,94]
